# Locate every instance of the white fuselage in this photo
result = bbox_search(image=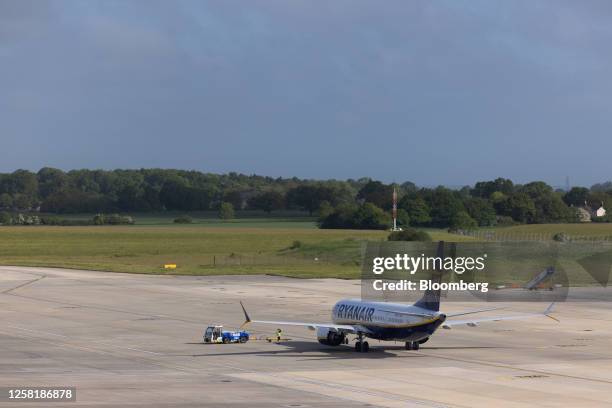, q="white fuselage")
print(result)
[332,299,443,328]
[328,299,446,342]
